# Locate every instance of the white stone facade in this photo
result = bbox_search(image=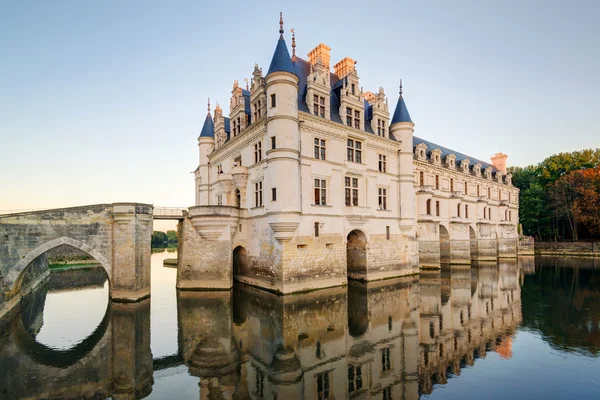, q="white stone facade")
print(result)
[182,25,519,294]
